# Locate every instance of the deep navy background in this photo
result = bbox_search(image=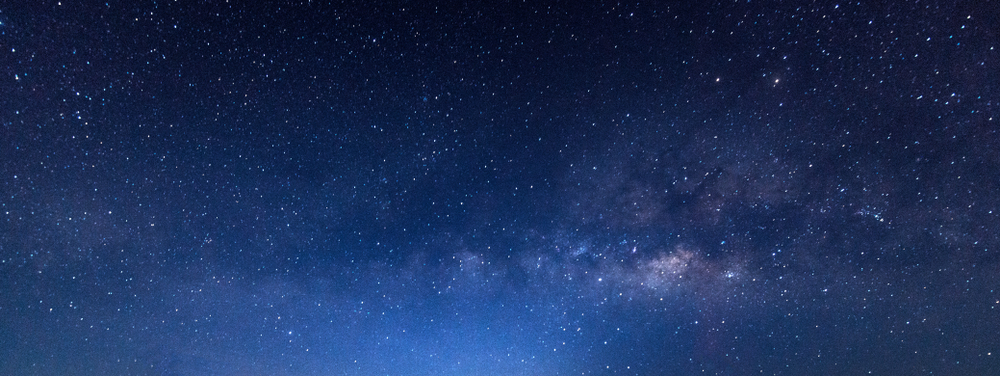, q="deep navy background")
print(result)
[2,1,998,375]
